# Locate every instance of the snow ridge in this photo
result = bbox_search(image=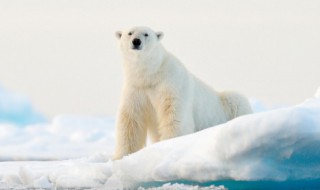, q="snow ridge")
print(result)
[1,98,320,189]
